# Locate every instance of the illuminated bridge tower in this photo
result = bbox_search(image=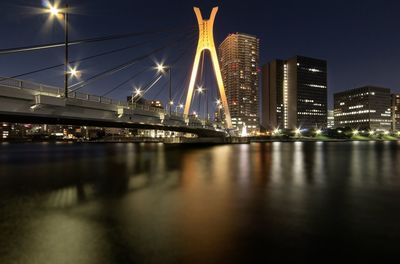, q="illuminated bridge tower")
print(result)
[184,7,232,128]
